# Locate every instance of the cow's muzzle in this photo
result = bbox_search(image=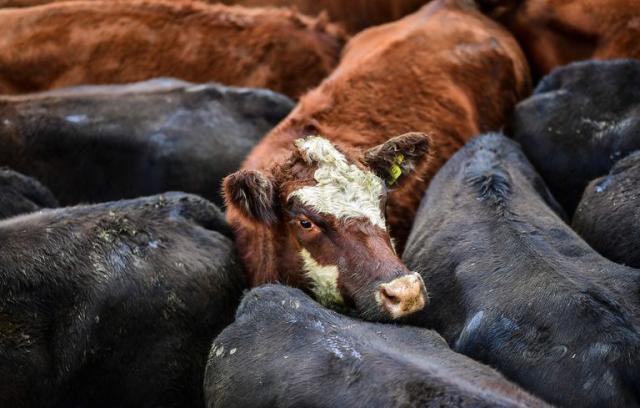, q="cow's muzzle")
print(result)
[376,272,427,319]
